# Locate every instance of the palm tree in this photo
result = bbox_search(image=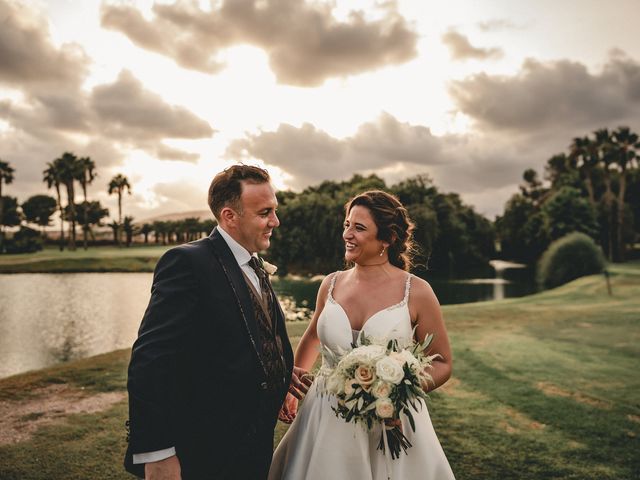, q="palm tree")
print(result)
[43,162,65,251]
[593,129,616,260]
[0,159,15,253]
[123,216,135,247]
[54,152,82,251]
[611,127,639,261]
[569,136,600,207]
[108,174,131,247]
[77,157,97,250]
[140,223,153,244]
